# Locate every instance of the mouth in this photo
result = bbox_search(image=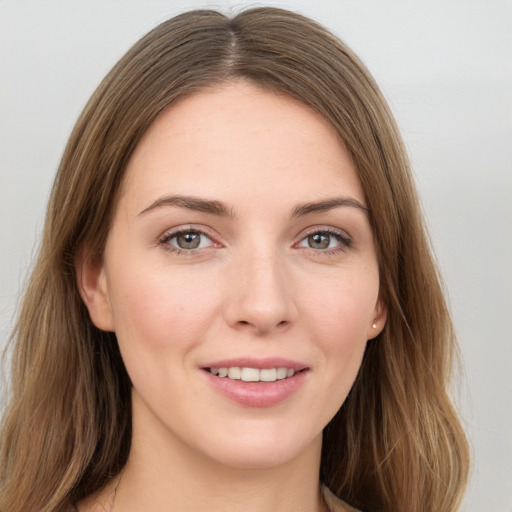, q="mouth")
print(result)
[205,366,300,382]
[201,363,309,407]
[200,358,309,406]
